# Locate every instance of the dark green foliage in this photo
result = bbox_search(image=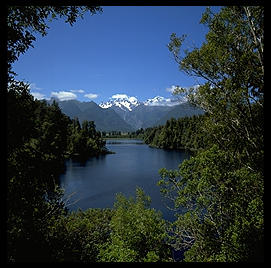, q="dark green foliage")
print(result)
[6,5,121,263]
[159,145,263,261]
[142,114,209,152]
[7,82,70,261]
[158,6,264,262]
[67,117,109,161]
[47,208,114,262]
[98,188,172,262]
[25,189,171,262]
[7,81,110,262]
[7,81,37,152]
